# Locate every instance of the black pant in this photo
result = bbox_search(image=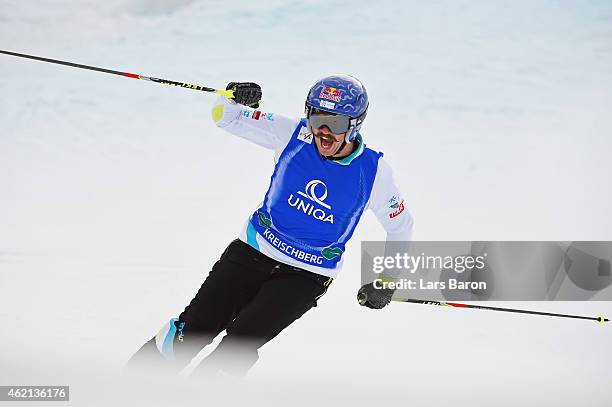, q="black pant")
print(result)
[135,239,332,376]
